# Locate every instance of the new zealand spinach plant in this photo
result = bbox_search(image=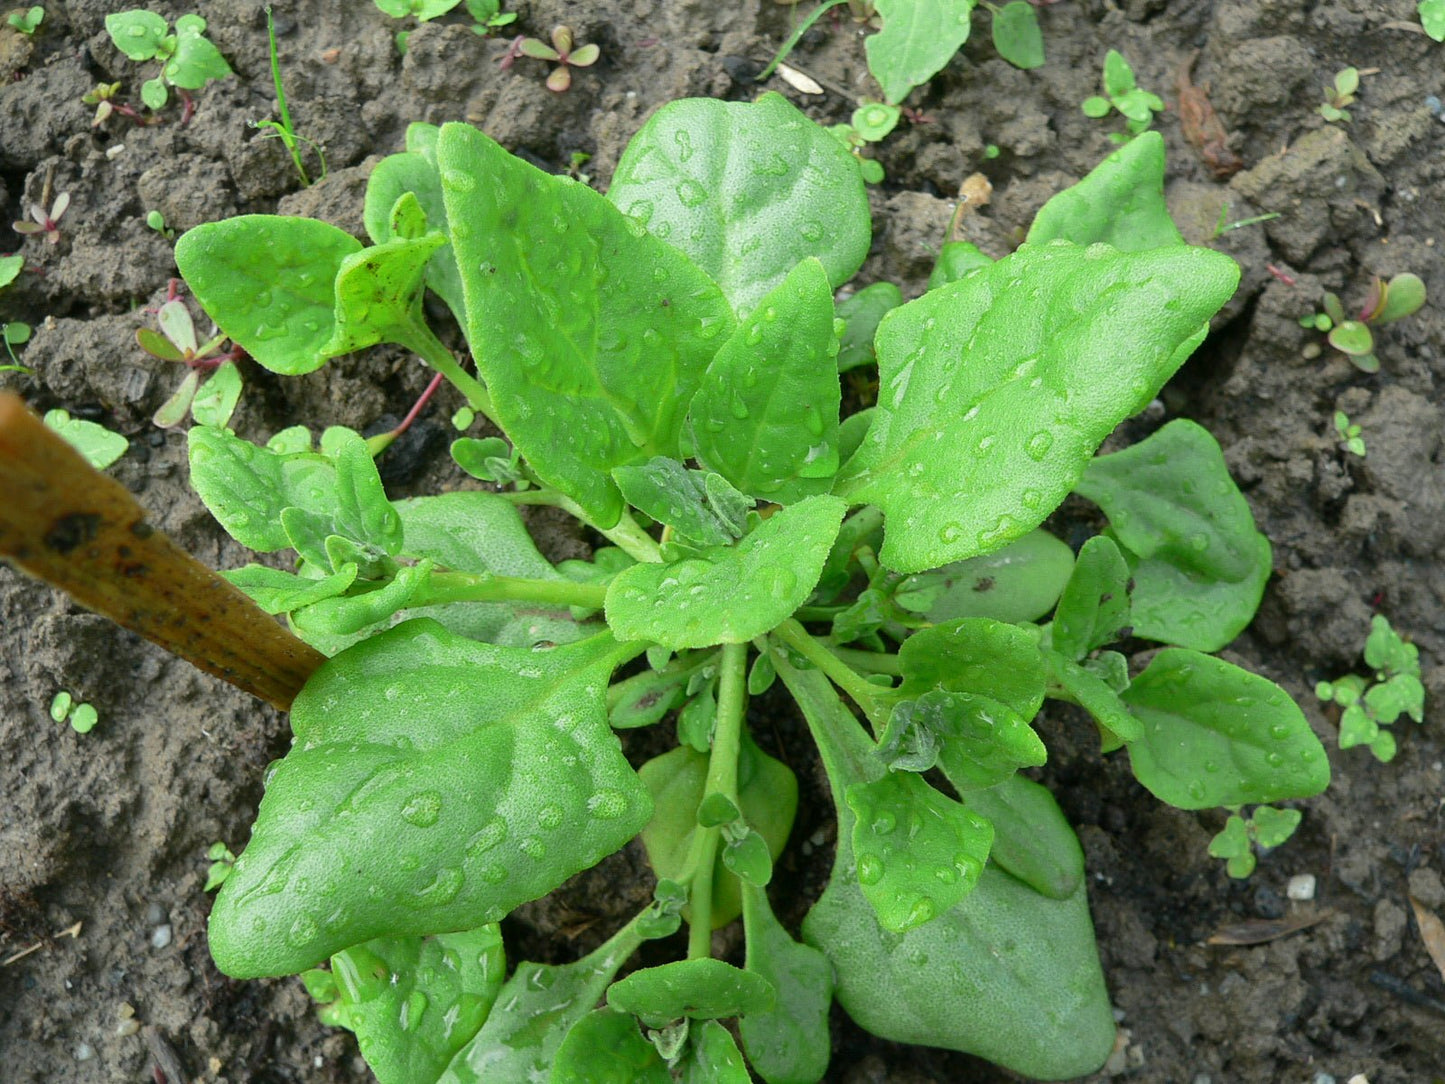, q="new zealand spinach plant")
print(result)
[172,100,1329,1082]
